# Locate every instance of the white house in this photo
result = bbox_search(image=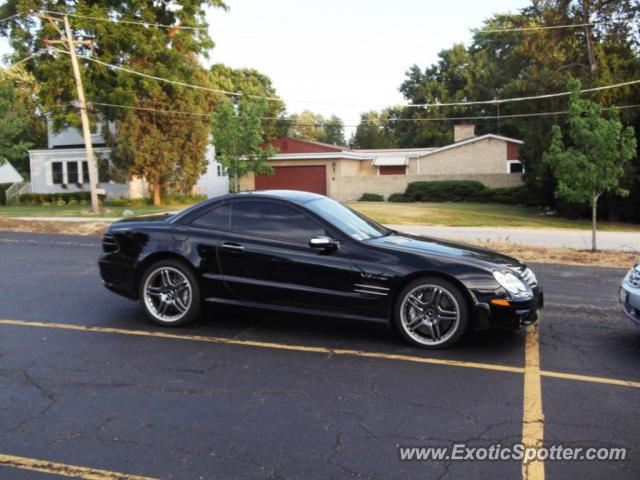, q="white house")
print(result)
[28,118,229,199]
[0,159,24,184]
